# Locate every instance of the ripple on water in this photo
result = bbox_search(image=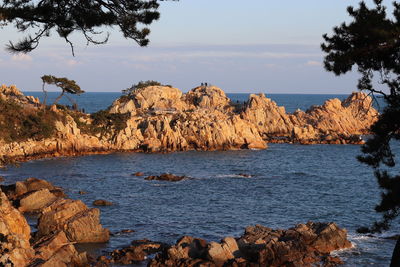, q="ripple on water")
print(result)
[3,143,400,265]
